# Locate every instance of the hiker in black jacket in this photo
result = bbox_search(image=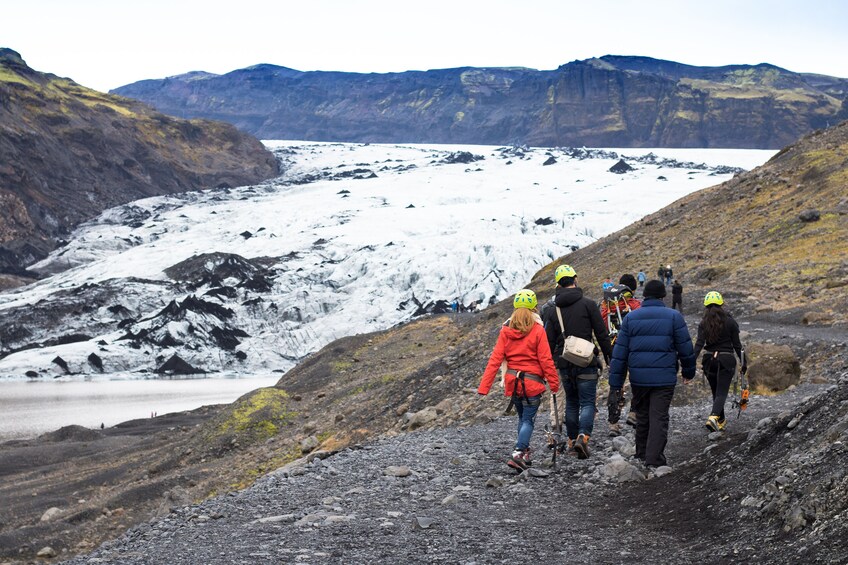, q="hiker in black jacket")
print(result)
[542,265,613,459]
[671,280,683,312]
[693,291,746,433]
